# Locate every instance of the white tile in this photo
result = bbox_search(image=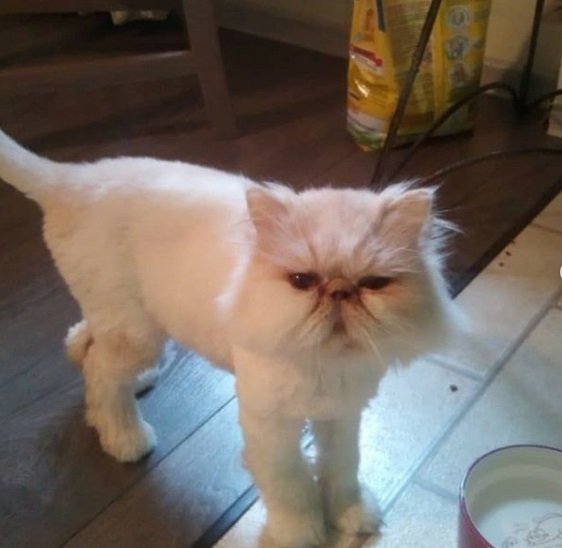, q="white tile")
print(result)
[533,191,562,233]
[362,484,458,548]
[215,501,266,548]
[357,361,476,505]
[218,485,460,548]
[215,500,354,548]
[431,225,562,375]
[421,308,562,494]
